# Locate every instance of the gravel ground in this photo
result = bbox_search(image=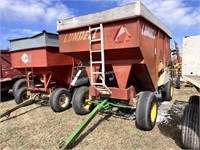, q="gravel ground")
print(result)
[0,86,199,150]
